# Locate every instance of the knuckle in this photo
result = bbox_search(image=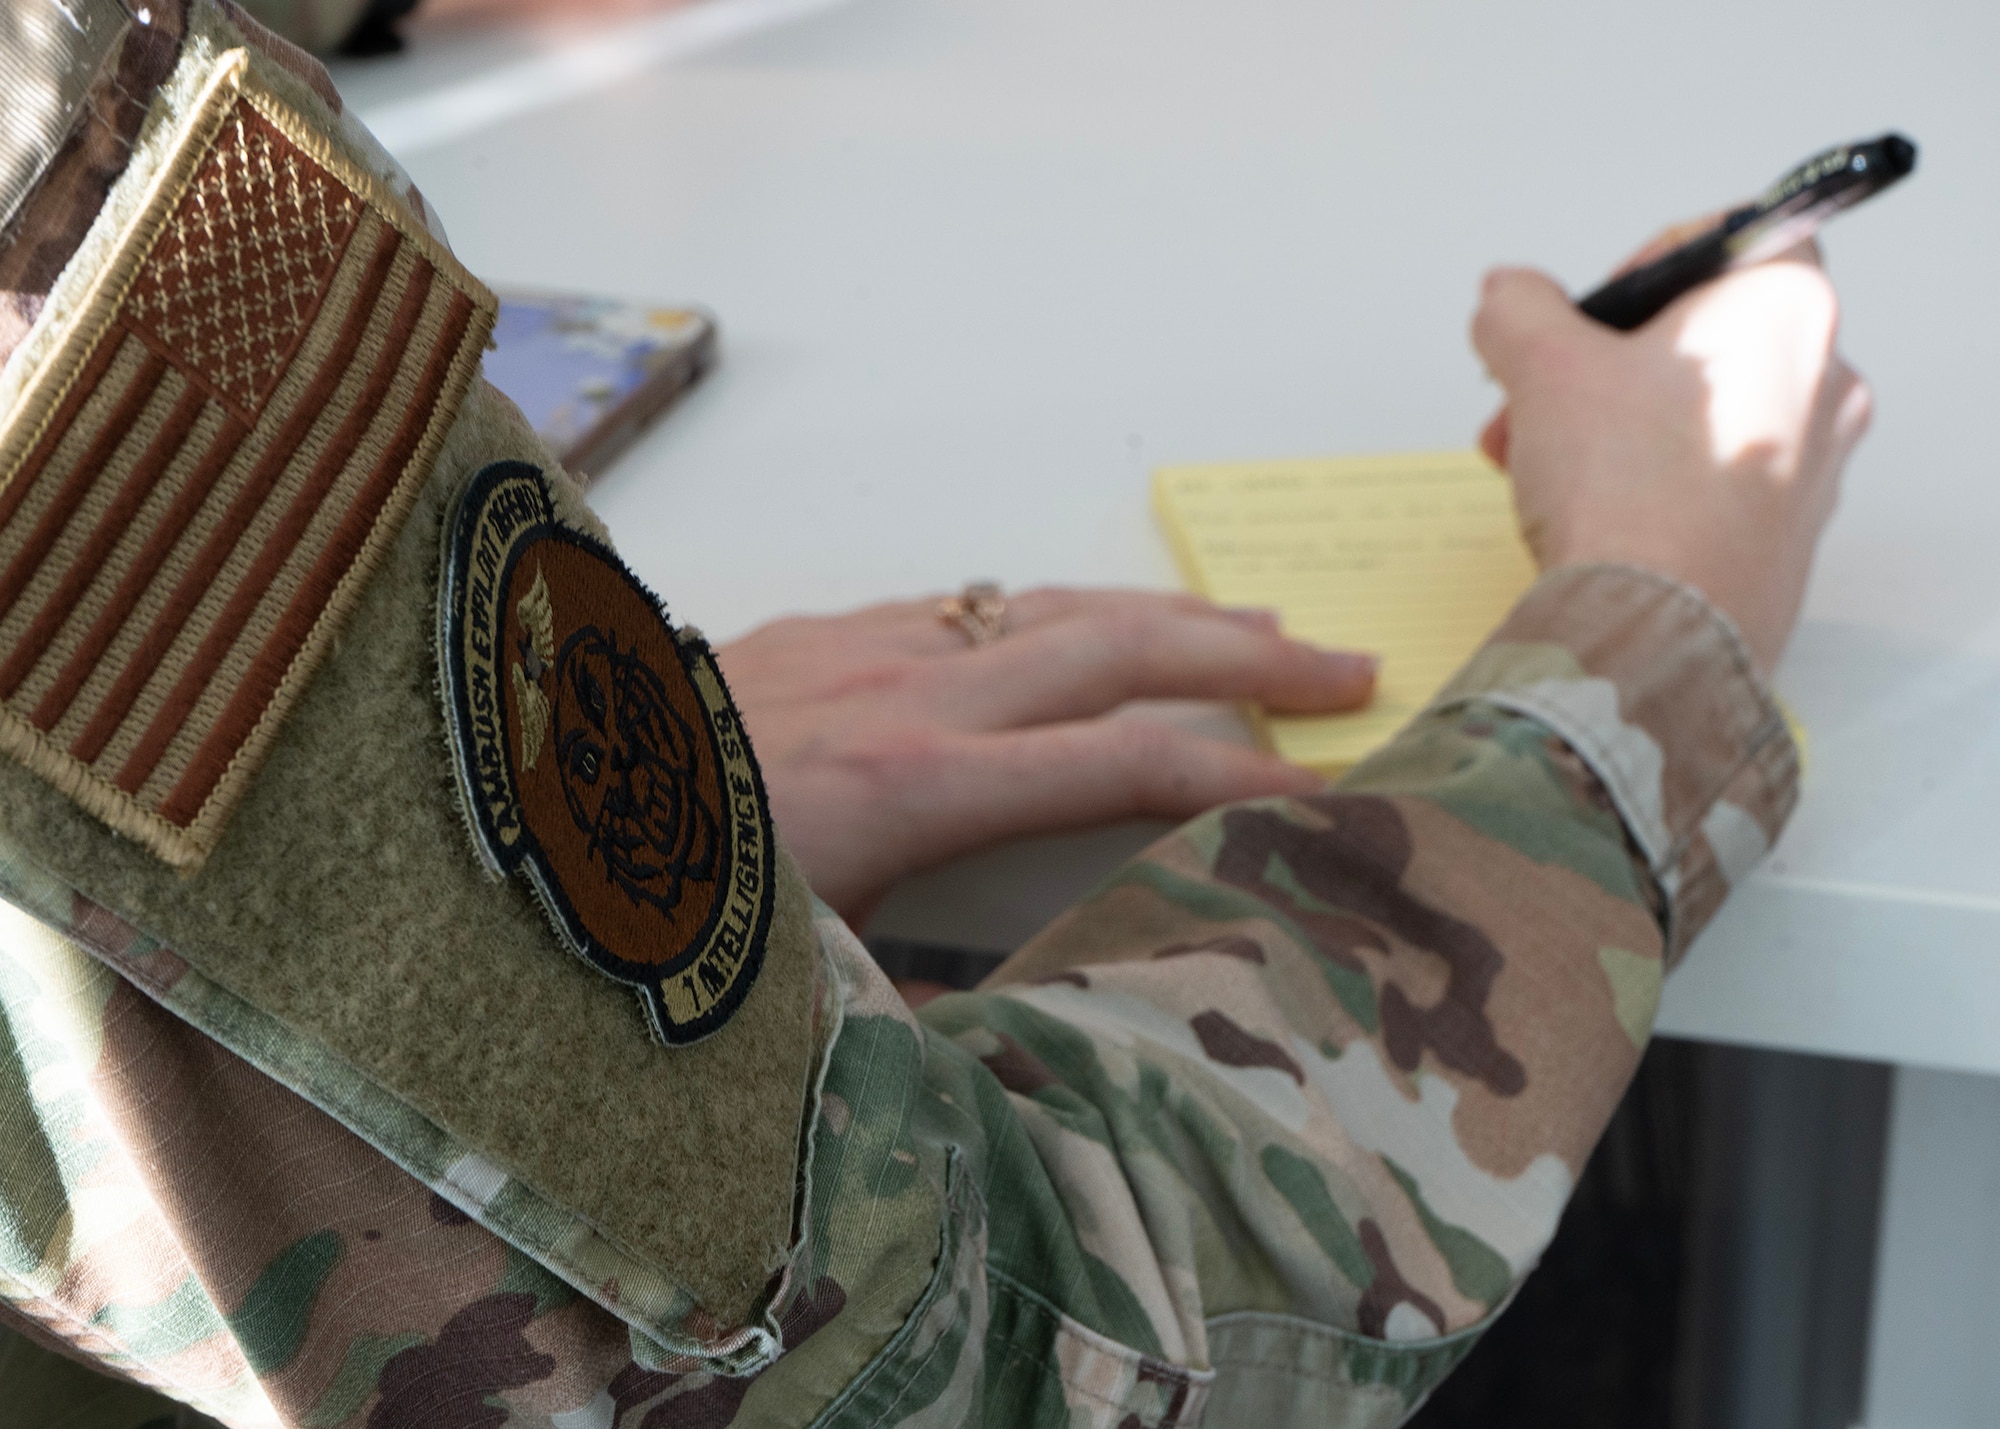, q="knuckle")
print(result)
[1128,612,1202,688]
[1118,724,1203,809]
[1469,310,1498,358]
[1480,265,1526,302]
[825,656,926,702]
[1506,326,1582,388]
[1470,295,1506,348]
[1116,718,1176,772]
[1845,374,1877,432]
[1005,585,1074,627]
[1103,605,1165,659]
[836,725,949,798]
